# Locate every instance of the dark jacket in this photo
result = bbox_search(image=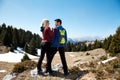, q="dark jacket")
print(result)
[51,26,67,47]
